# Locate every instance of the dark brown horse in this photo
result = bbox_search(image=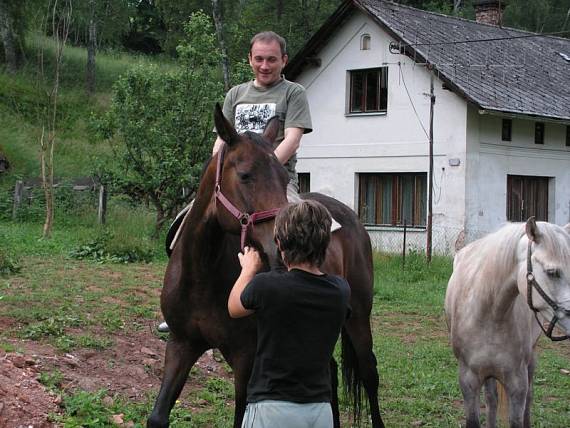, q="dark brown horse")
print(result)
[147,104,384,428]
